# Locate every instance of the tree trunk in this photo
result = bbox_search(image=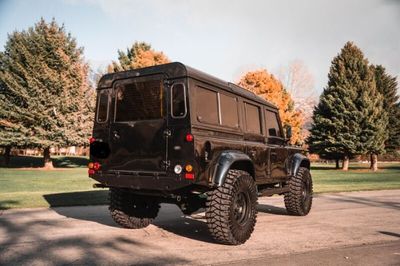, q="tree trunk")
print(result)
[43,147,54,169]
[370,153,378,171]
[335,159,340,169]
[4,146,11,167]
[342,156,349,171]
